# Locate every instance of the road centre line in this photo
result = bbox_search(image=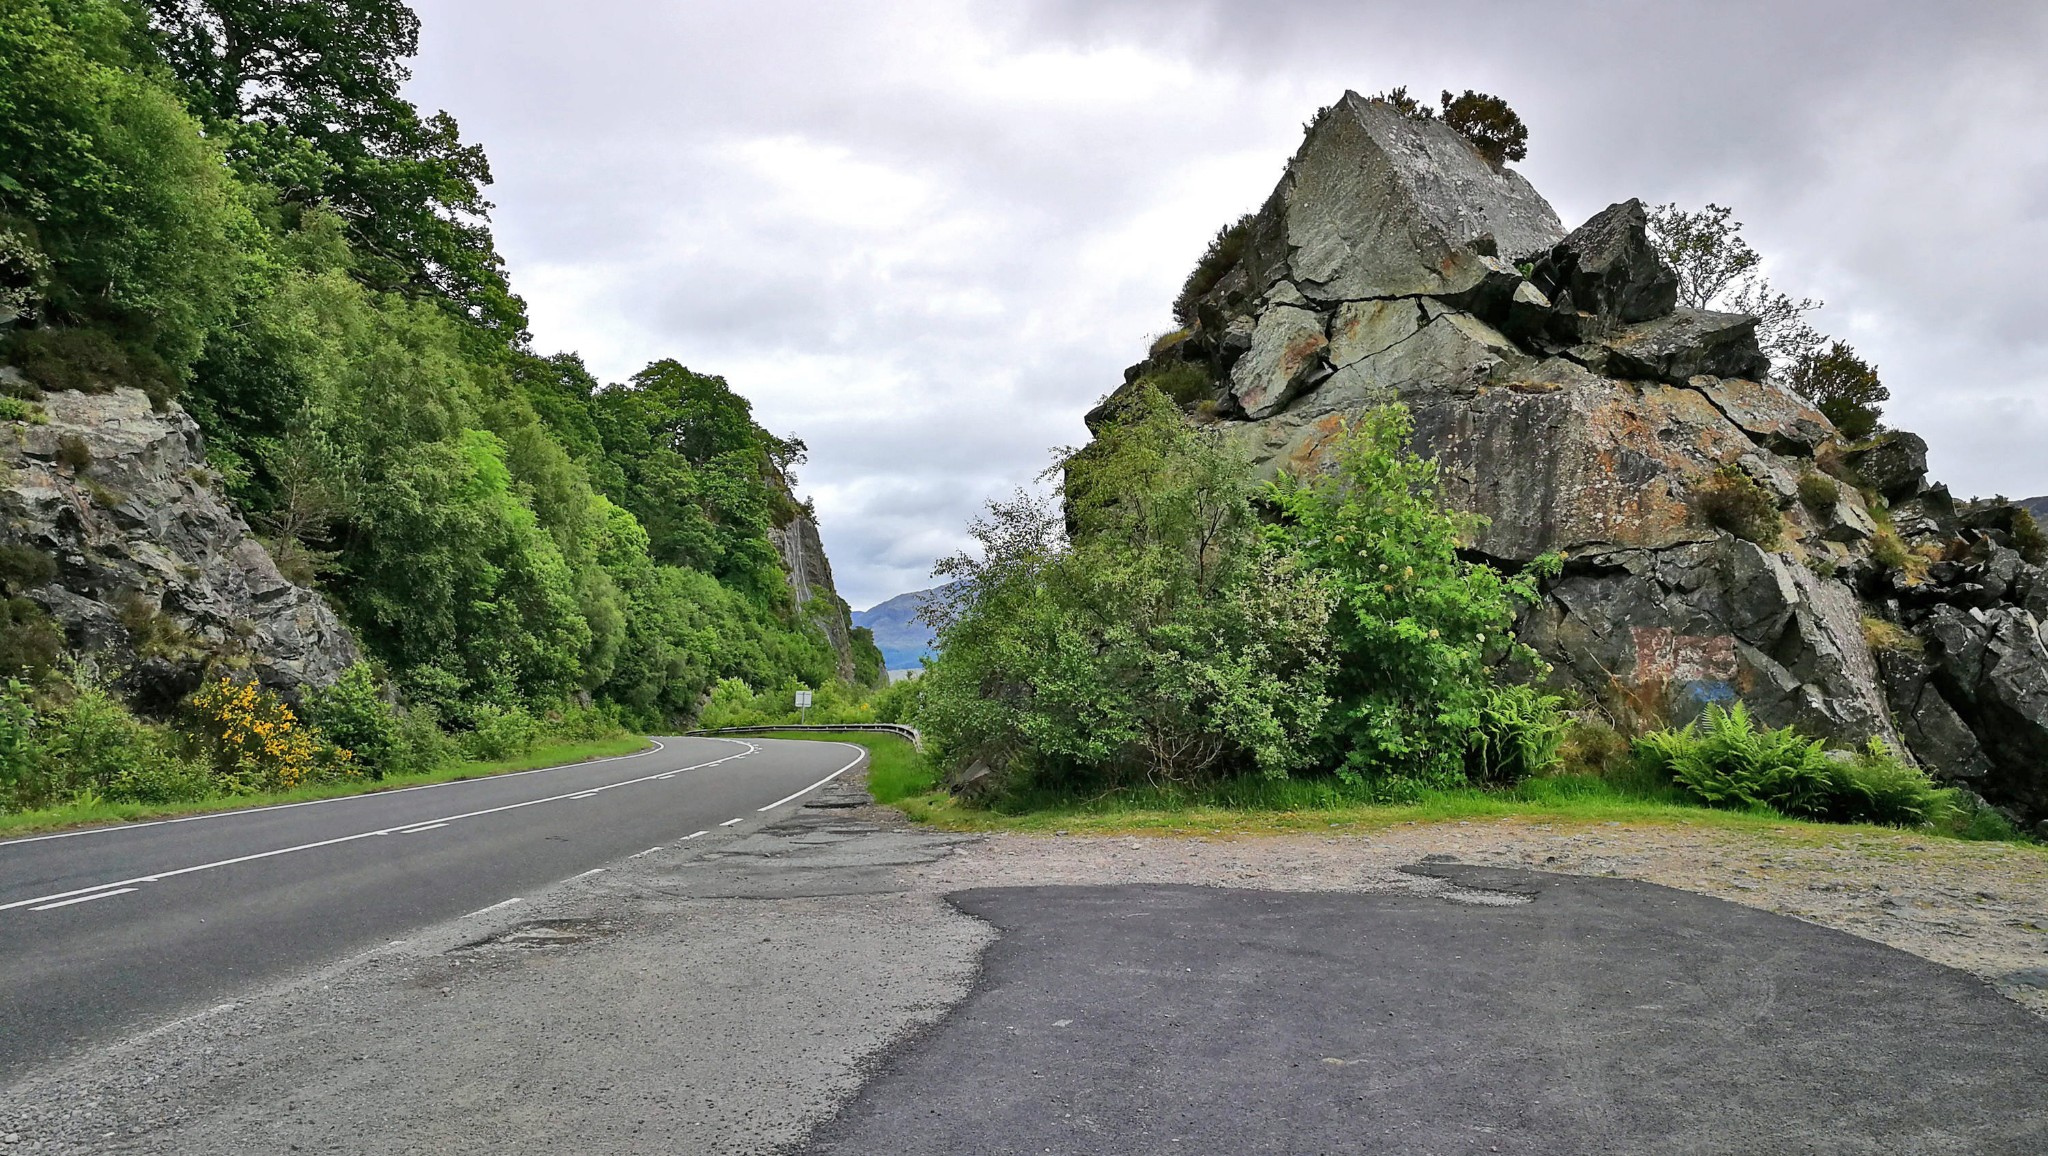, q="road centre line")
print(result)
[719,817,746,827]
[0,737,702,849]
[754,746,866,812]
[571,868,605,880]
[629,846,662,858]
[1,743,764,914]
[31,888,137,911]
[397,822,448,834]
[682,831,708,840]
